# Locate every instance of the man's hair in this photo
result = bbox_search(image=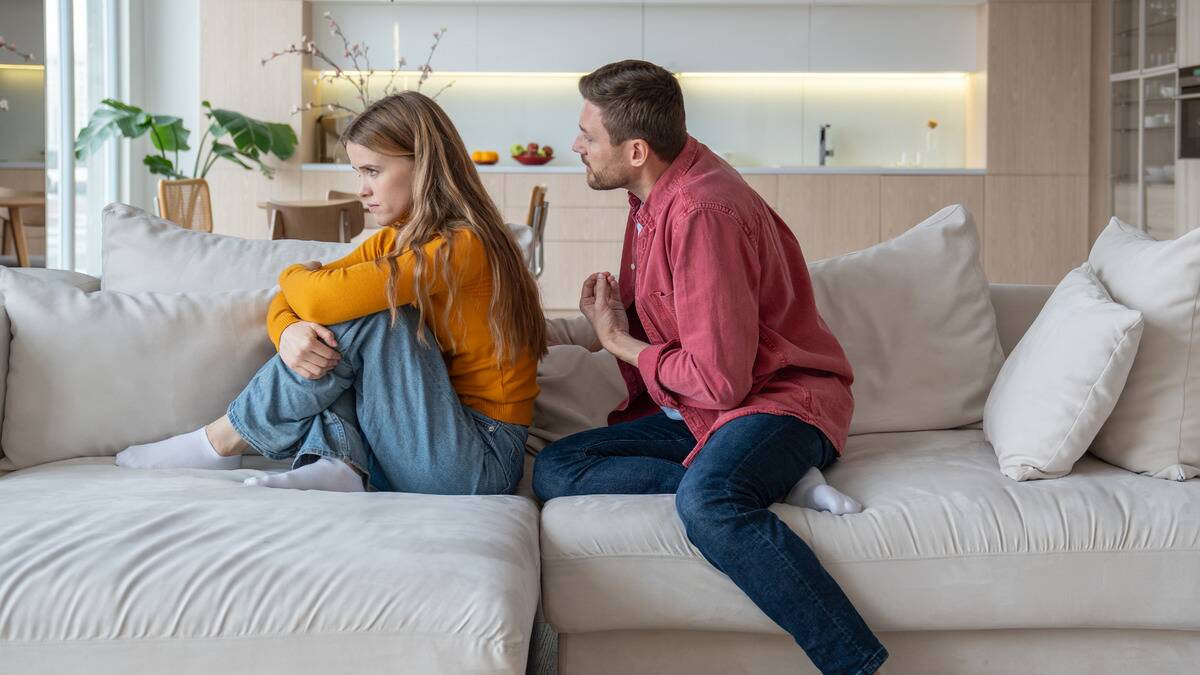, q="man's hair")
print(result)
[578,60,687,162]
